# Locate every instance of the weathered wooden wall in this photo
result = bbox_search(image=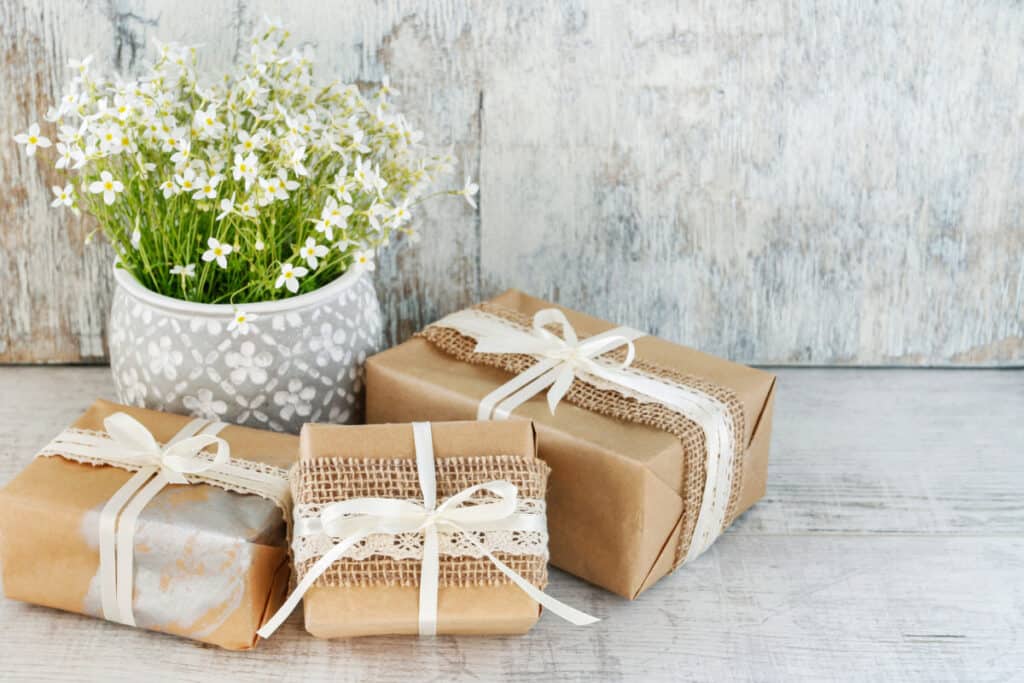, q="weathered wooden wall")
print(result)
[2,0,1022,365]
